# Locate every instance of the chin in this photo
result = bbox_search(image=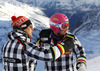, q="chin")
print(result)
[29,35,32,39]
[60,34,65,36]
[60,33,65,36]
